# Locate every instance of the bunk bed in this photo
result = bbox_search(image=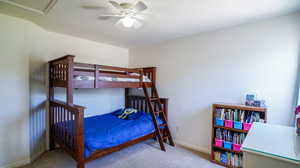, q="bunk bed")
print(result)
[48,55,175,168]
